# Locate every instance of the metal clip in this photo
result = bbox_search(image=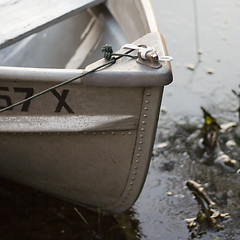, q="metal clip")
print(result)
[122,44,172,69]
